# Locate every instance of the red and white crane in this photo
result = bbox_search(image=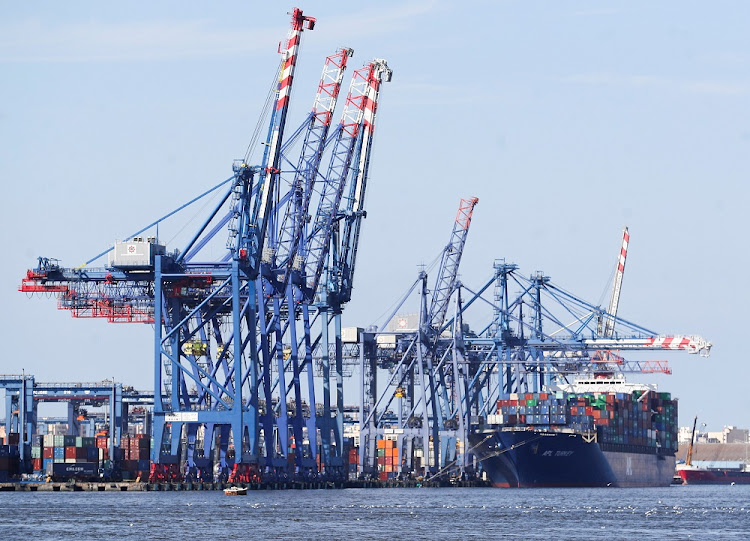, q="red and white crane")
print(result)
[597,226,629,338]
